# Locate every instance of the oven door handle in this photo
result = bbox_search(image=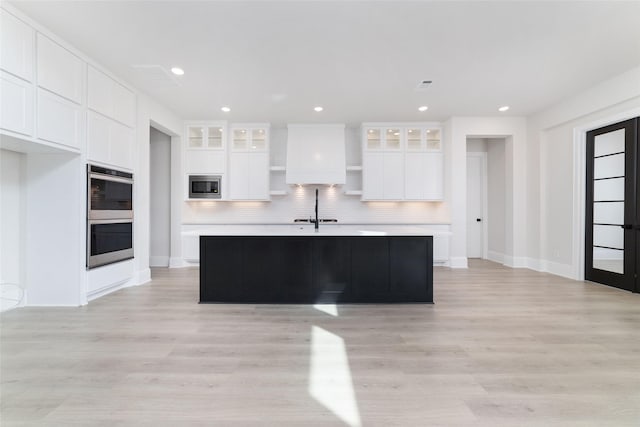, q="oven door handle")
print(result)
[88,218,133,225]
[90,172,133,185]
